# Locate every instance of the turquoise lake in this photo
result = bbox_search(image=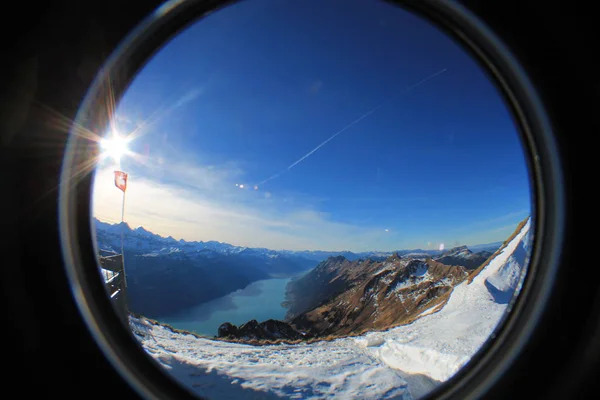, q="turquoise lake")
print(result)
[160,277,293,336]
